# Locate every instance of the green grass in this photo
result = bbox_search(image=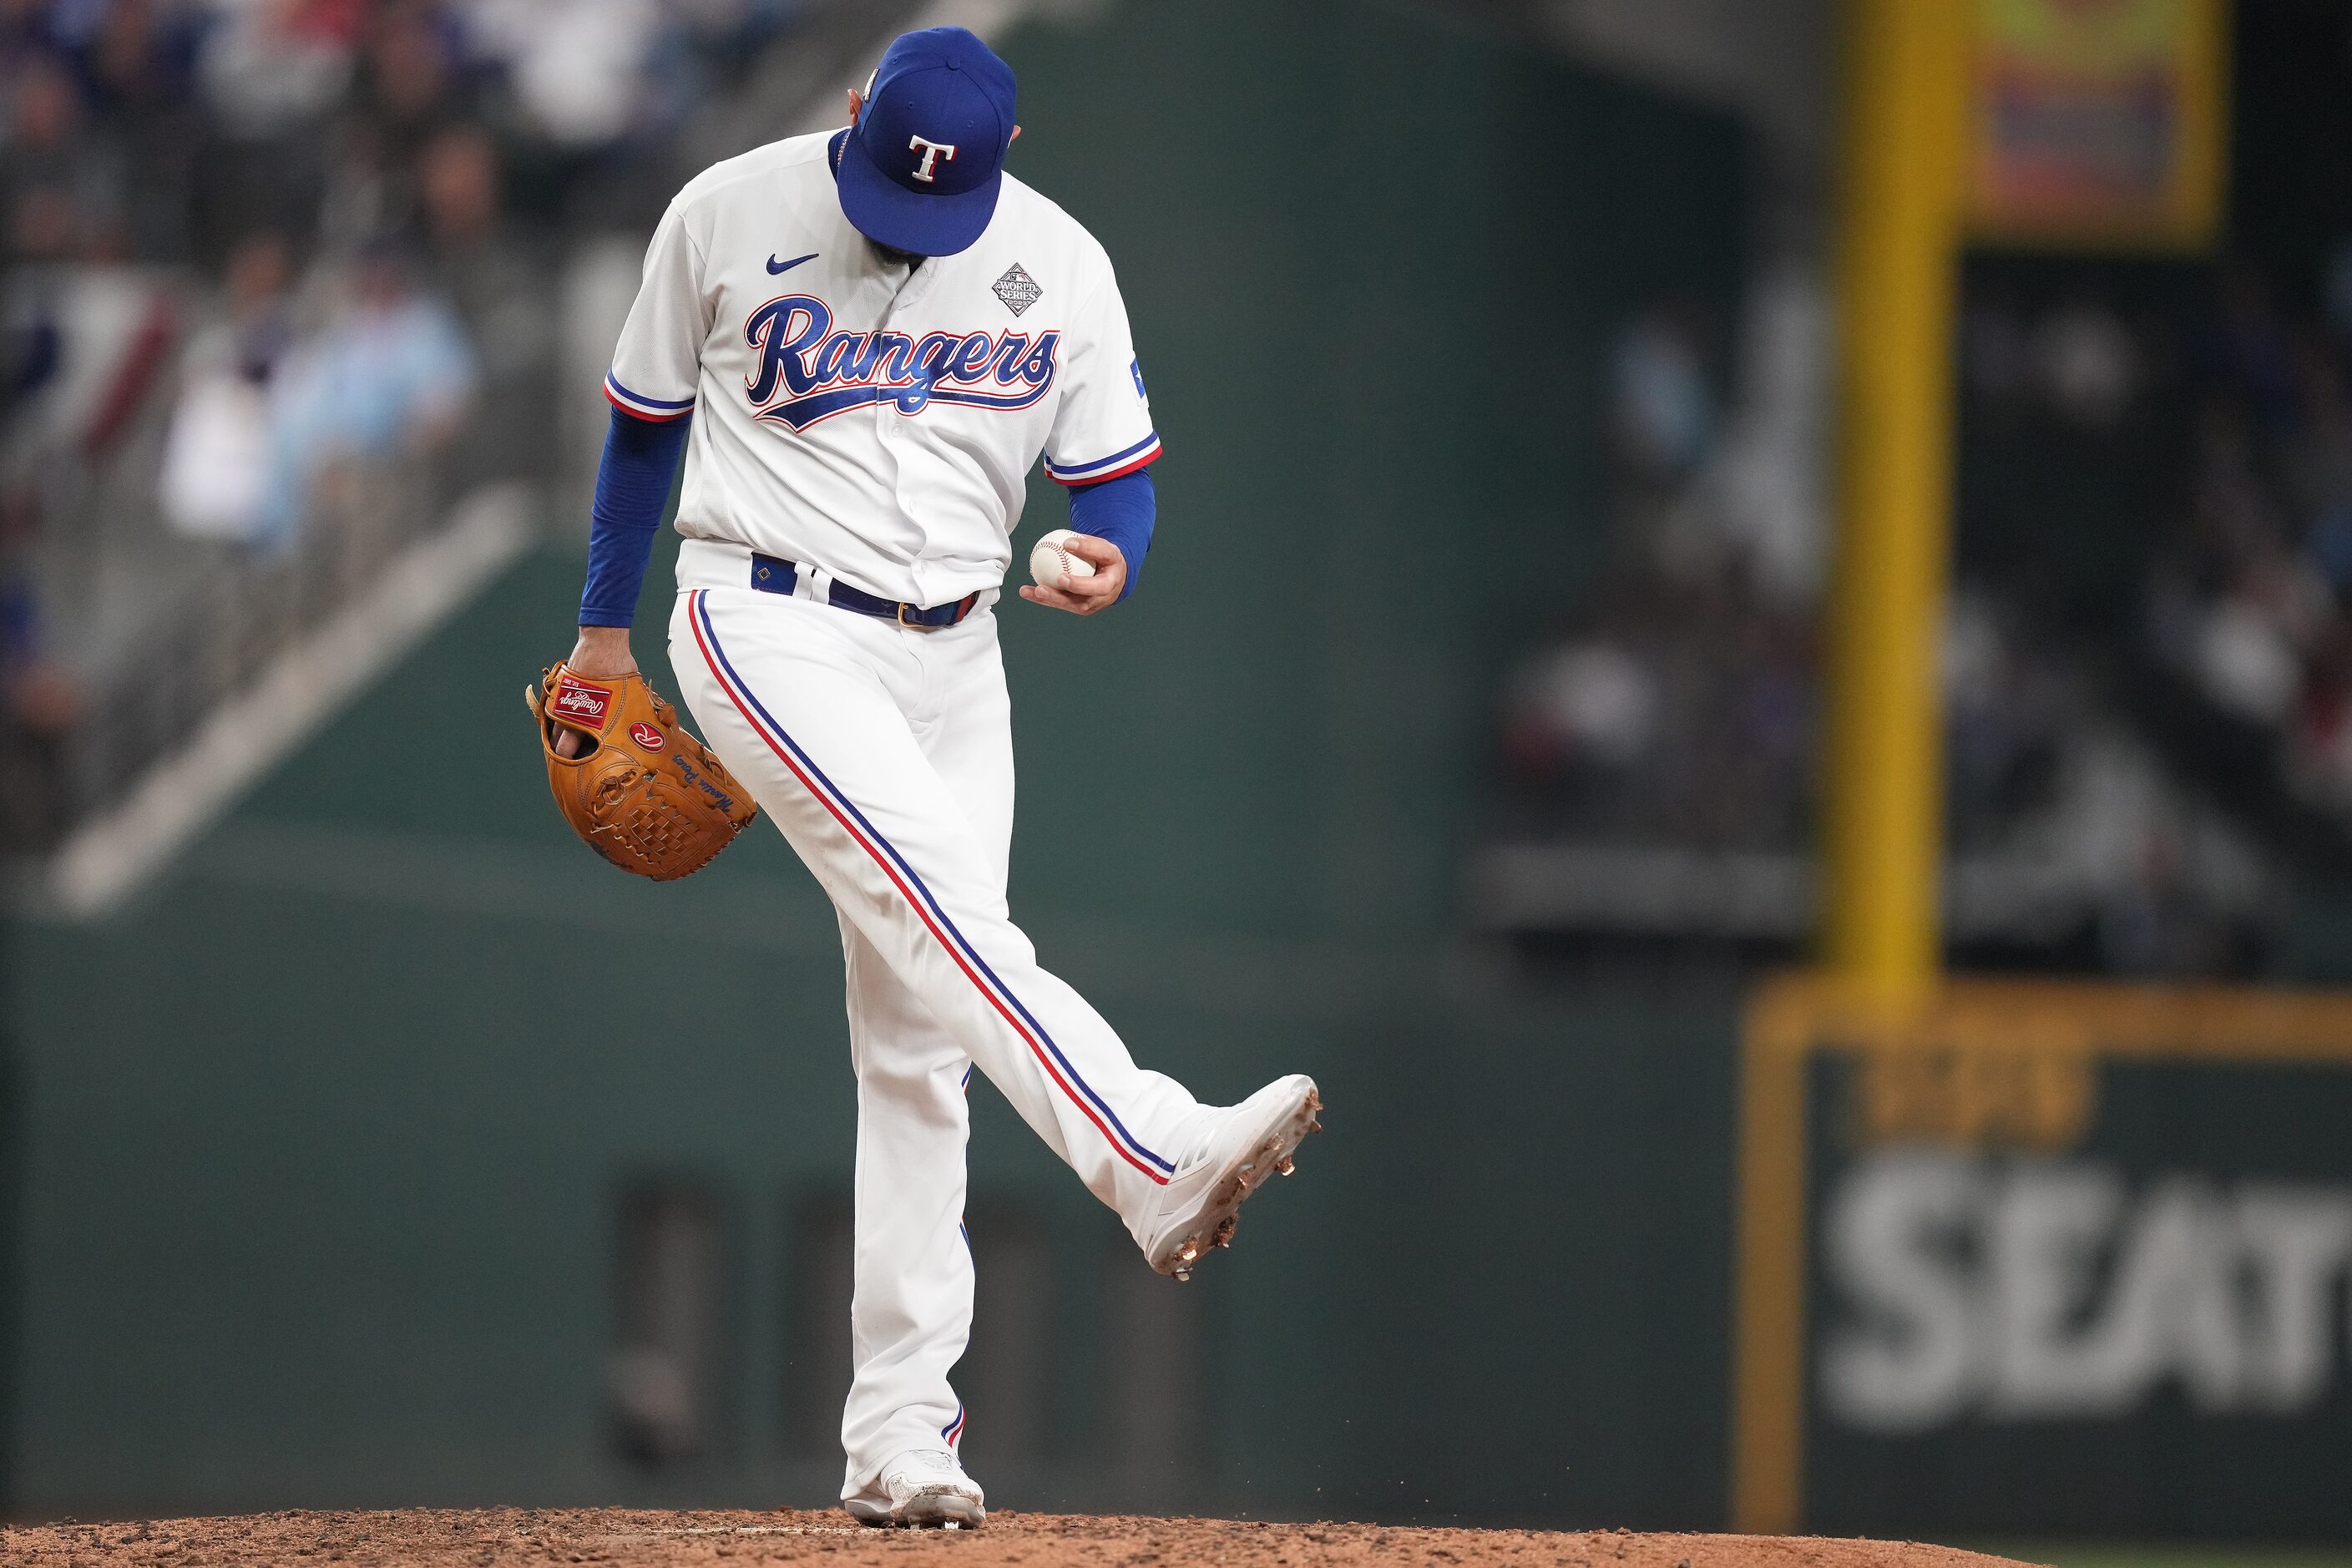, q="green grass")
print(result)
[1974,1547,2352,1568]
